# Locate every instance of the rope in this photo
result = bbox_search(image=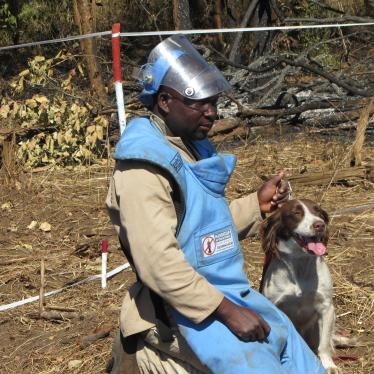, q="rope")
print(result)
[1,22,374,52]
